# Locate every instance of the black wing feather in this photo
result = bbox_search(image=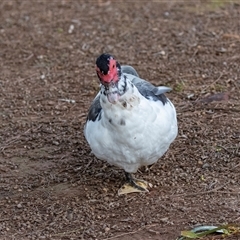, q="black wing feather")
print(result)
[134,80,168,104]
[86,95,102,122]
[122,65,170,104]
